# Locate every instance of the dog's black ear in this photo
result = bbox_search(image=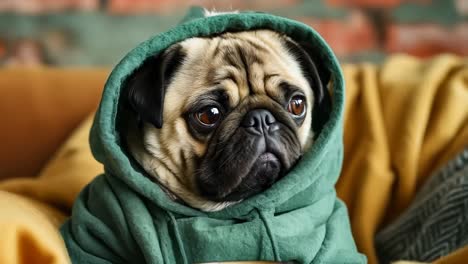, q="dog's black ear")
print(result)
[125,45,185,128]
[282,38,332,135]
